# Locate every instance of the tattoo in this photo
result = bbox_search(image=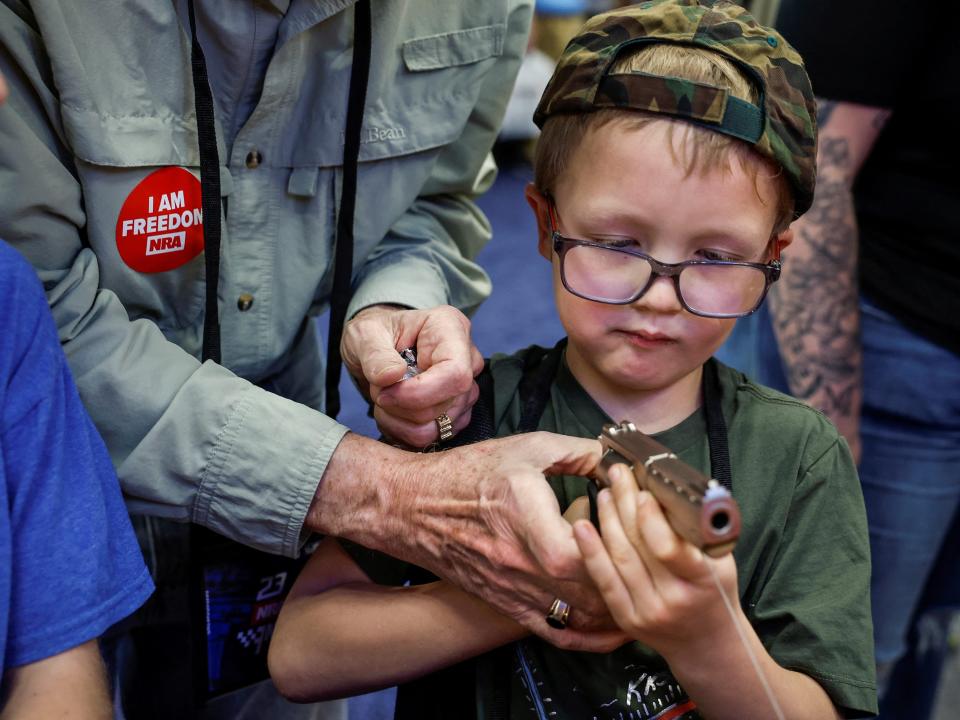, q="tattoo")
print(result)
[816,98,837,127]
[874,108,892,130]
[819,137,850,169]
[770,134,861,419]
